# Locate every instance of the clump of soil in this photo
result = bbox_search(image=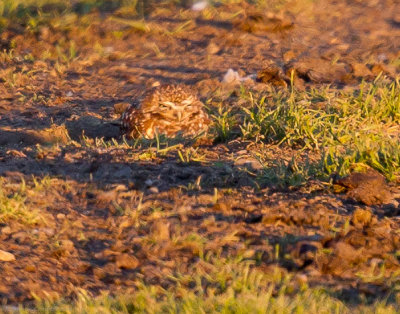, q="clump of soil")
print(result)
[316,209,400,279]
[334,168,394,205]
[233,10,294,33]
[256,61,289,87]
